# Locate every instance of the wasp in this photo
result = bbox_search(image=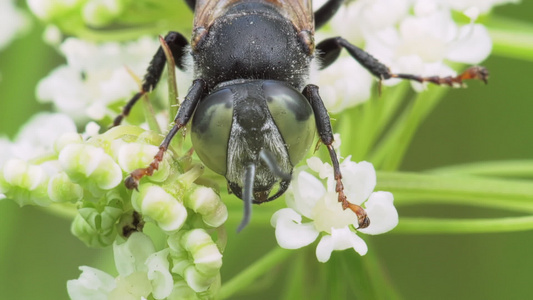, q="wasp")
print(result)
[116,0,488,231]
